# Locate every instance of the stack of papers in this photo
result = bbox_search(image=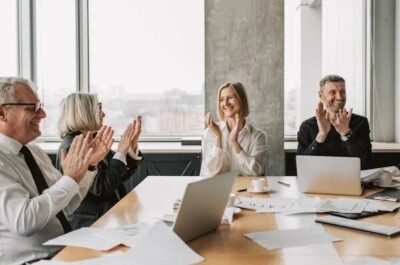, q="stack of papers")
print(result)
[235,196,400,215]
[361,166,400,188]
